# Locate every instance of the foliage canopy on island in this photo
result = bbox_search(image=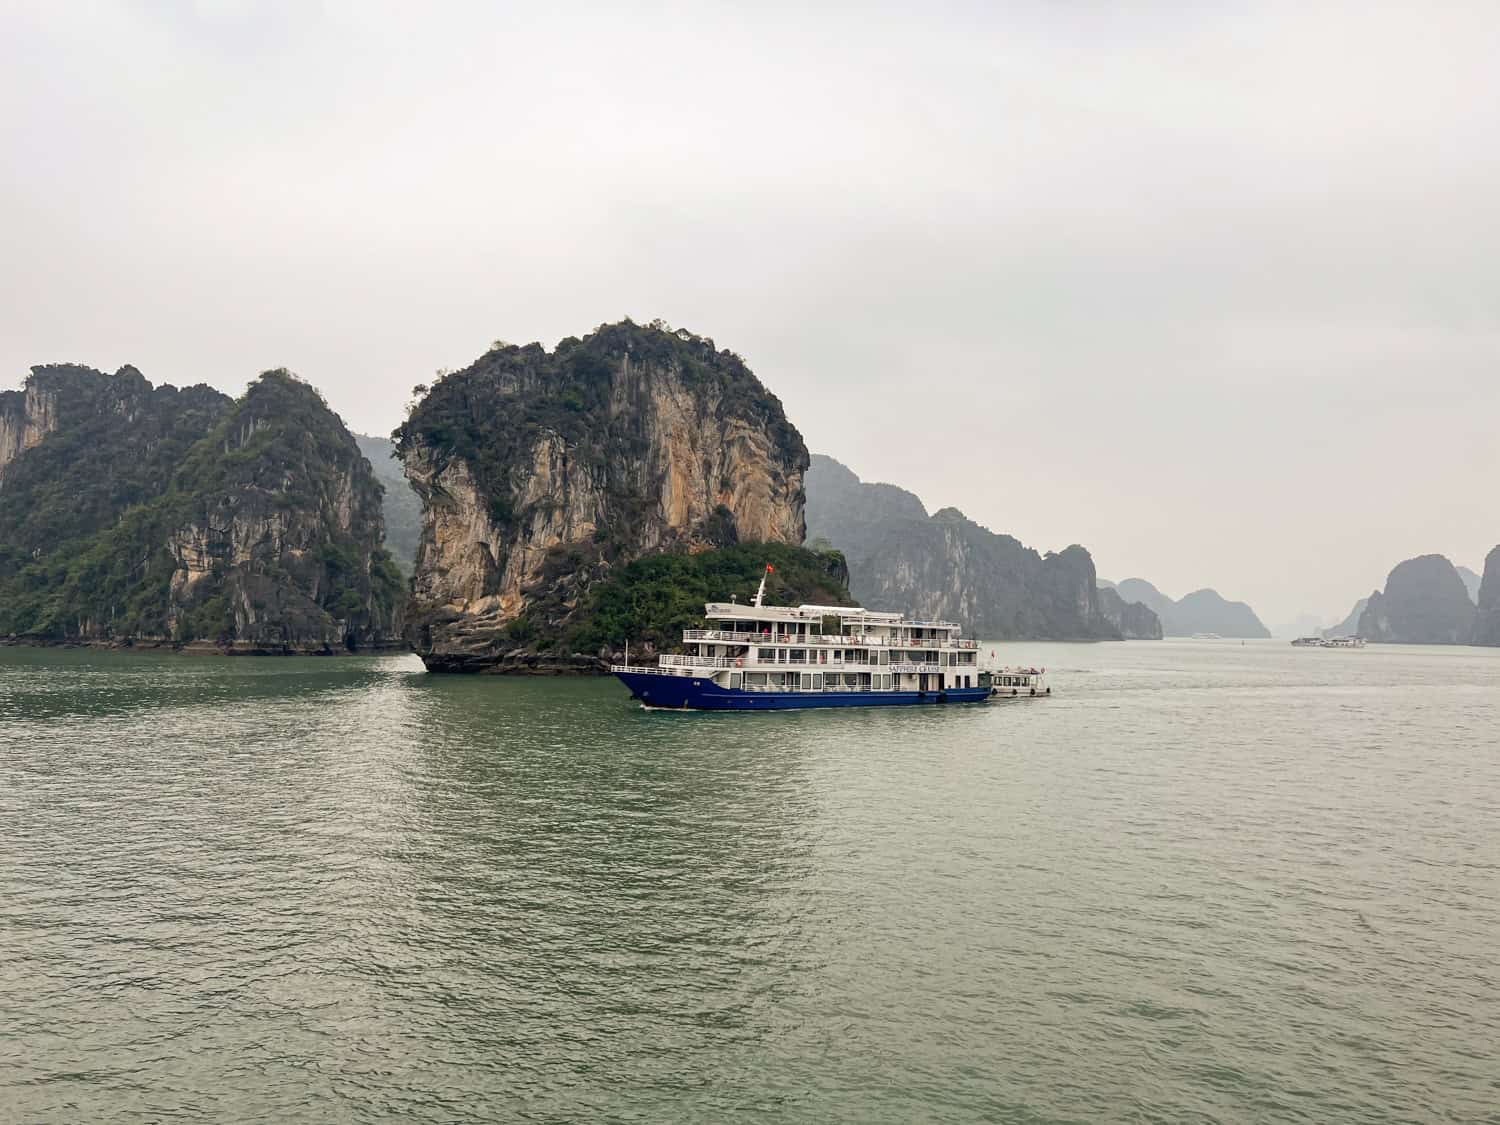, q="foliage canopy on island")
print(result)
[558,542,853,655]
[392,319,804,556]
[0,366,403,645]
